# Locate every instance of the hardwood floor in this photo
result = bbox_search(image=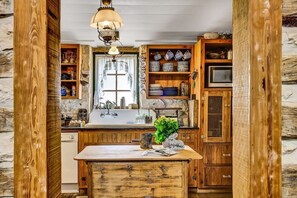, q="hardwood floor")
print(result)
[61,193,233,198]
